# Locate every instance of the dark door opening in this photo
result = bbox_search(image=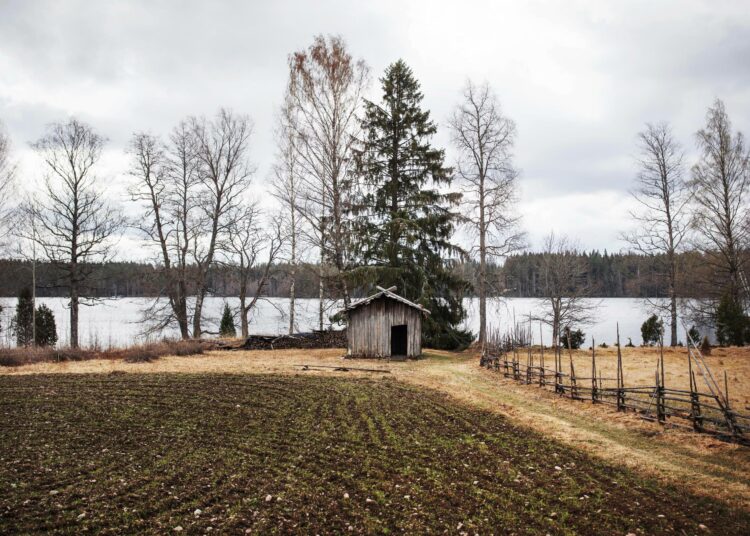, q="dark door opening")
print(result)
[391,325,408,357]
